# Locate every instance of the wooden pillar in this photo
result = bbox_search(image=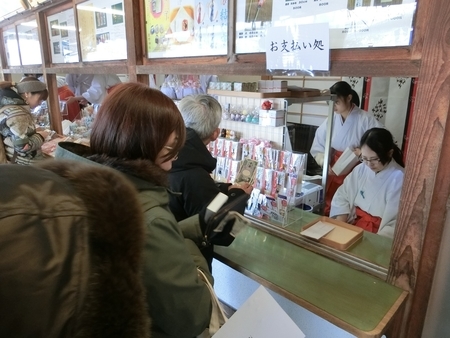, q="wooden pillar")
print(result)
[124,0,148,85]
[36,10,62,134]
[387,0,450,336]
